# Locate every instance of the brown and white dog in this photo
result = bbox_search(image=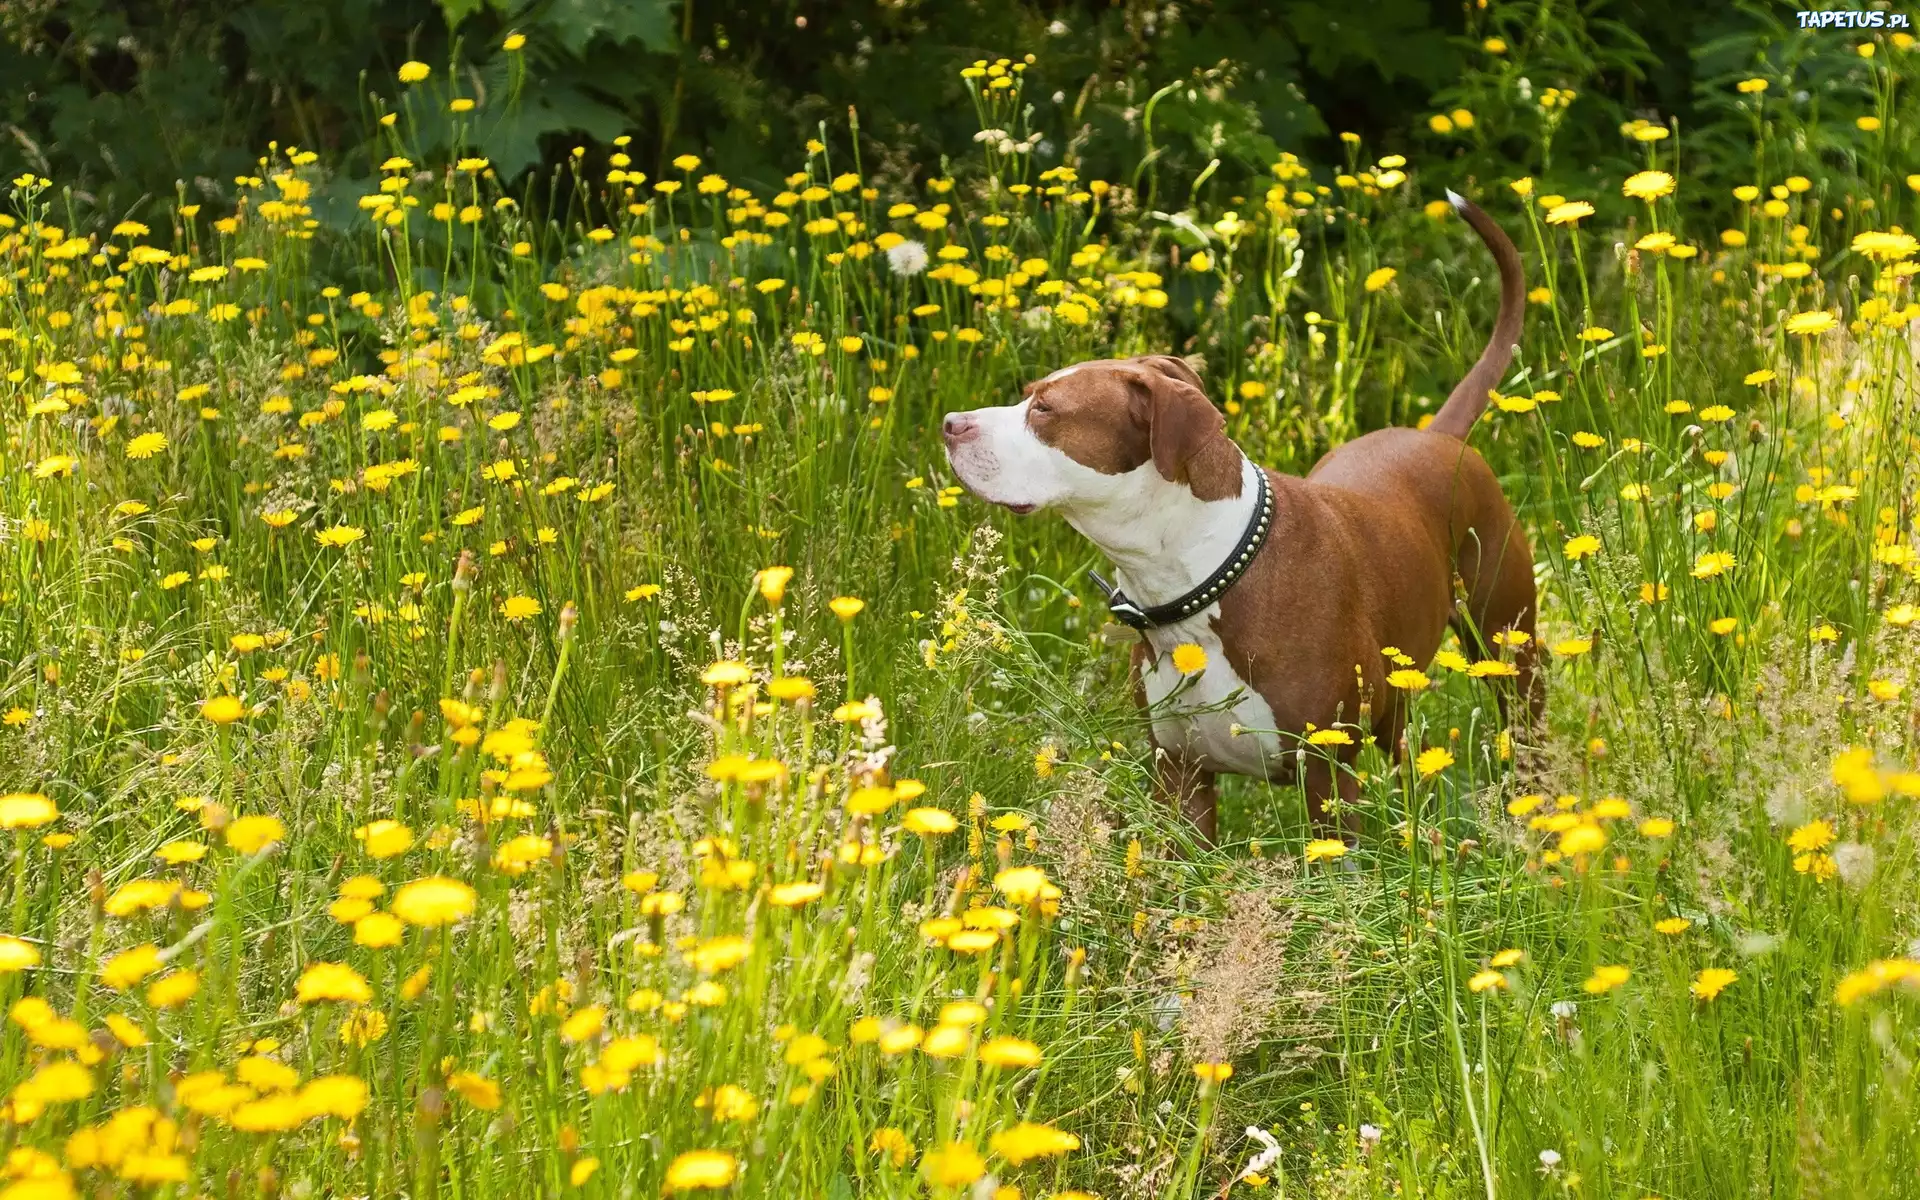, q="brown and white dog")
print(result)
[942,193,1536,843]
